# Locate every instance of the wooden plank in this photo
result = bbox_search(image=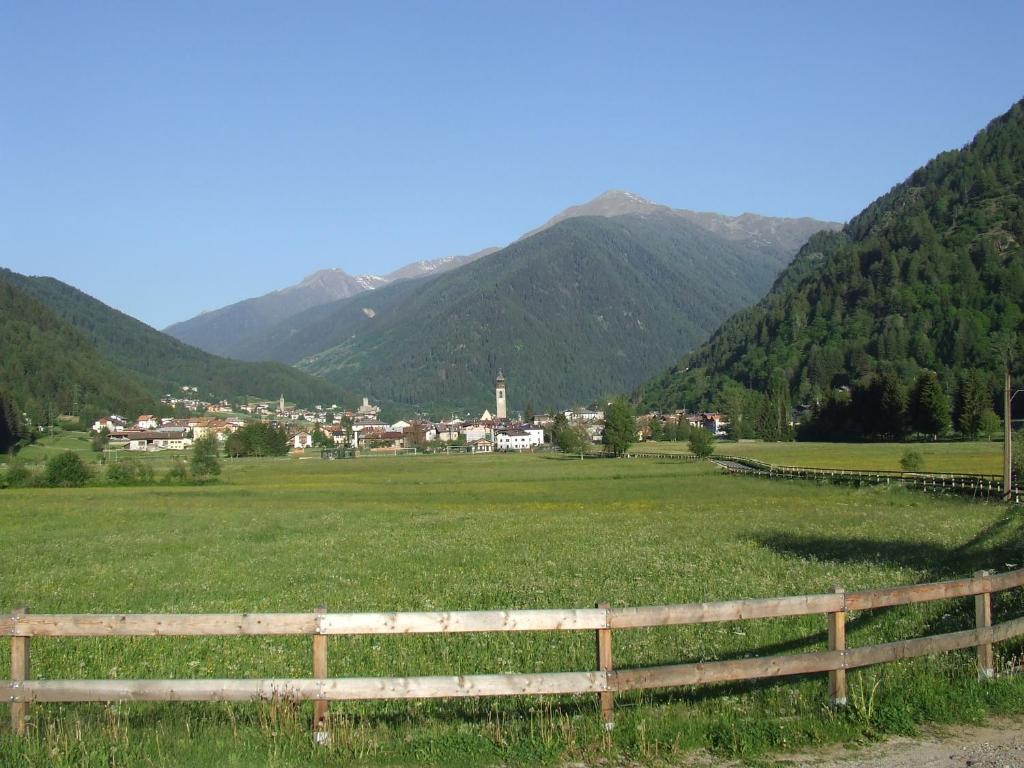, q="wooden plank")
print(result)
[4,671,608,703]
[827,587,847,706]
[844,616,1024,670]
[975,571,994,679]
[988,569,1024,593]
[846,569,1024,611]
[9,606,29,736]
[13,613,317,637]
[595,602,613,728]
[609,594,842,628]
[319,608,607,635]
[612,650,842,691]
